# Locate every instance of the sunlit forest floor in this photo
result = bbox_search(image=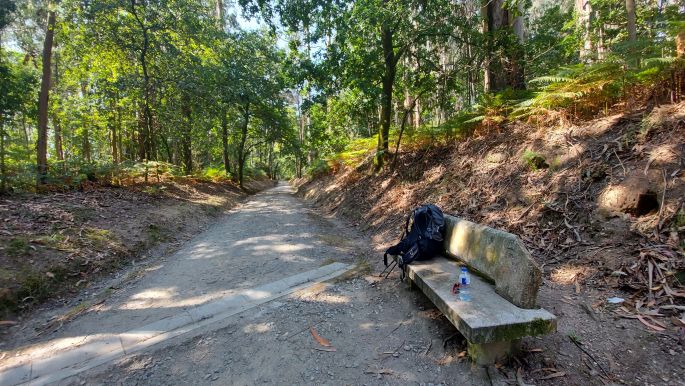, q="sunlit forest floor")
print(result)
[0,178,275,318]
[297,102,685,385]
